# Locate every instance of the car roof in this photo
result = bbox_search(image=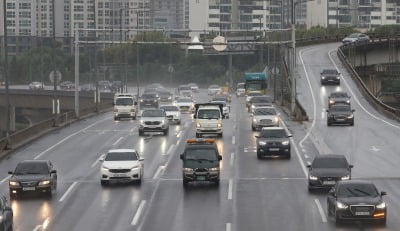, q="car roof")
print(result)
[20,160,49,163]
[337,180,374,186]
[108,149,137,153]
